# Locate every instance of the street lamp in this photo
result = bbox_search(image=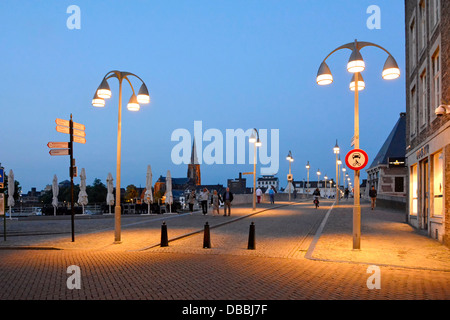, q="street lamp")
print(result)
[317,39,400,249]
[342,166,347,188]
[305,161,310,195]
[316,169,321,192]
[286,151,294,201]
[324,175,328,197]
[92,70,150,243]
[333,140,340,204]
[249,128,261,210]
[337,155,342,200]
